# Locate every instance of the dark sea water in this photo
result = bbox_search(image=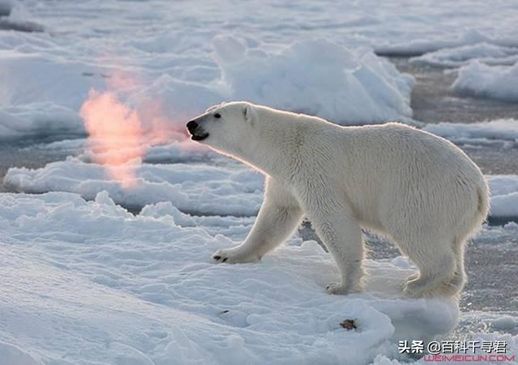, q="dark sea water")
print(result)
[0,134,82,192]
[393,57,518,176]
